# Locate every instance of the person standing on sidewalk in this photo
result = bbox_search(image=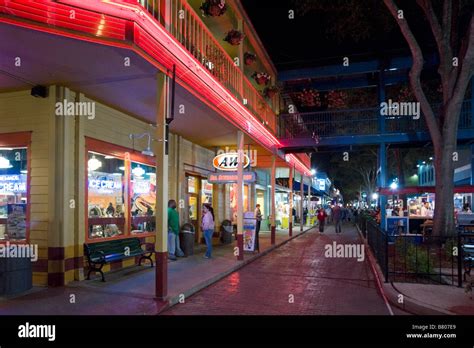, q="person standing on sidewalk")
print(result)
[168,200,184,260]
[254,204,262,252]
[332,204,342,233]
[202,204,215,259]
[317,208,327,233]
